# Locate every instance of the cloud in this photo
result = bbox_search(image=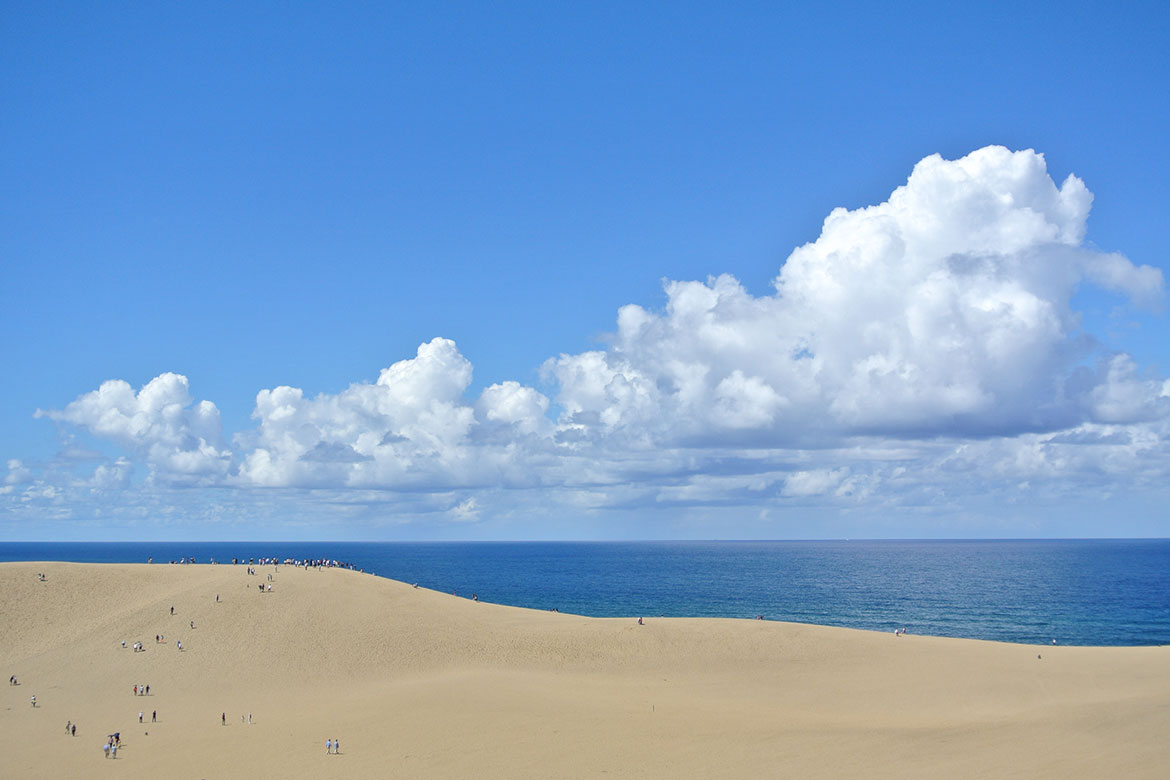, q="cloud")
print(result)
[27,147,1169,529]
[36,373,231,485]
[782,468,849,497]
[548,146,1163,445]
[236,338,553,490]
[91,457,133,489]
[4,459,33,487]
